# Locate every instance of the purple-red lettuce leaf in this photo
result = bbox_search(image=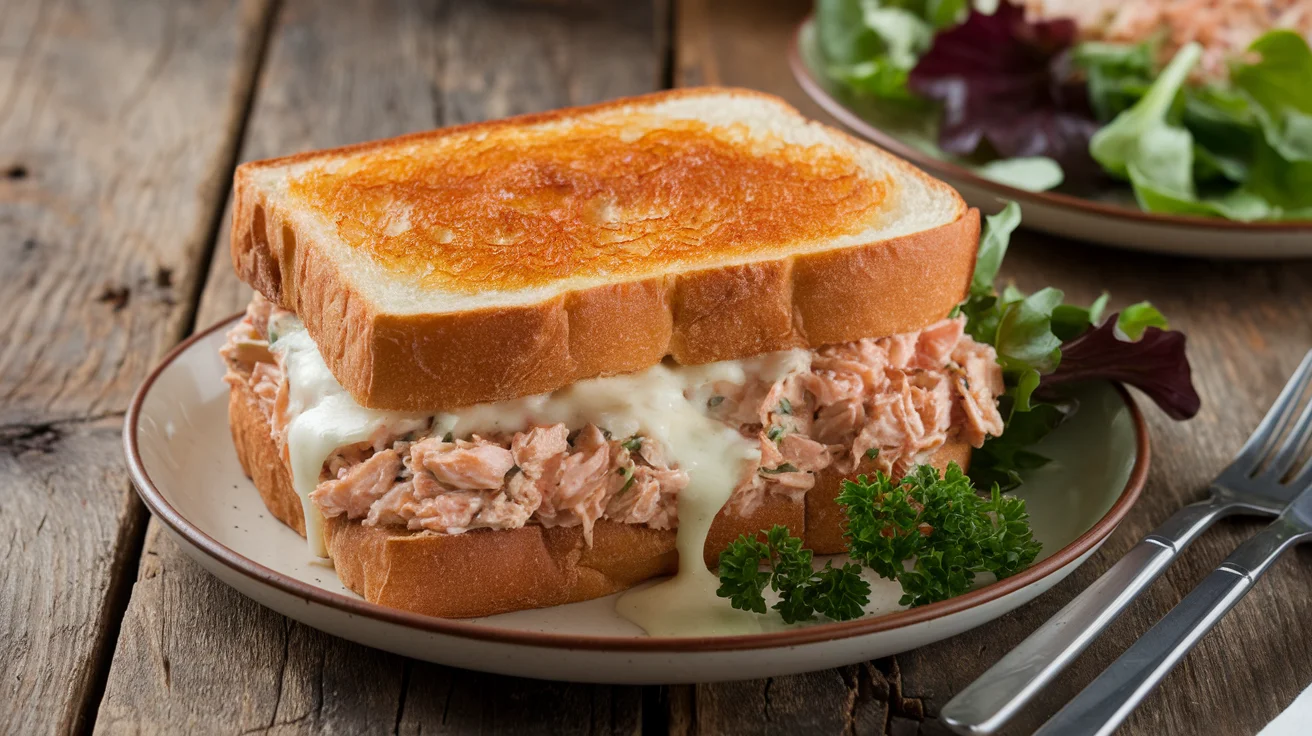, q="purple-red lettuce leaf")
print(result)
[906,0,1099,173]
[1037,313,1201,420]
